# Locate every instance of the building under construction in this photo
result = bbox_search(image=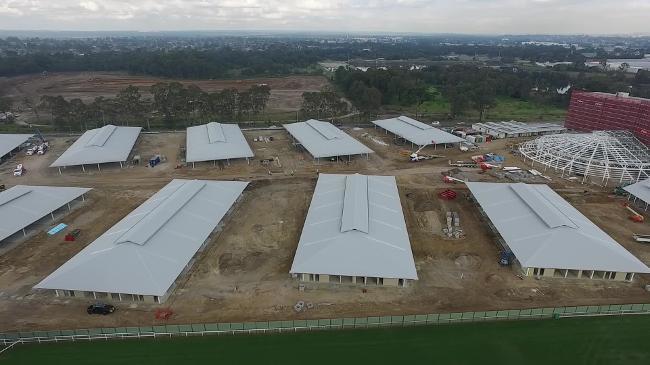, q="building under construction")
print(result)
[566,91,650,145]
